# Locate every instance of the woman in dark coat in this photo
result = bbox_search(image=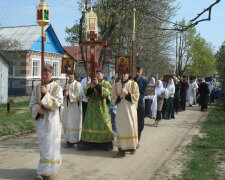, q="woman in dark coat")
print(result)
[197,79,210,111]
[173,77,181,114]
